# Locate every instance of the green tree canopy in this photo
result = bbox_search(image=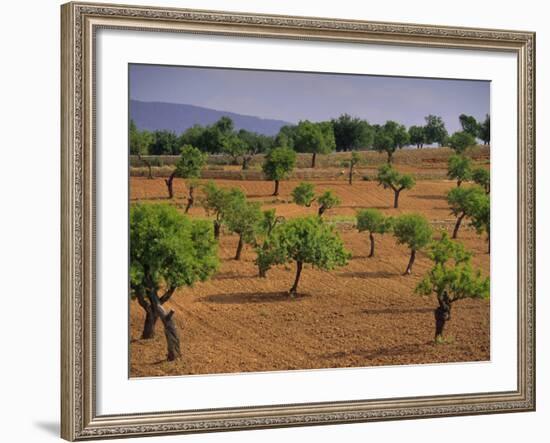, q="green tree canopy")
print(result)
[424,115,448,146]
[472,167,490,193]
[416,232,489,341]
[448,131,476,154]
[221,133,248,165]
[130,203,218,359]
[331,114,373,151]
[130,120,155,179]
[291,182,316,207]
[376,163,416,208]
[478,114,491,145]
[408,125,427,149]
[225,199,263,260]
[468,191,490,253]
[202,182,246,239]
[356,208,393,257]
[166,145,207,210]
[317,190,341,217]
[459,114,481,137]
[447,185,486,239]
[373,121,409,163]
[262,146,297,196]
[294,120,336,167]
[393,213,433,275]
[262,217,350,296]
[447,153,472,187]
